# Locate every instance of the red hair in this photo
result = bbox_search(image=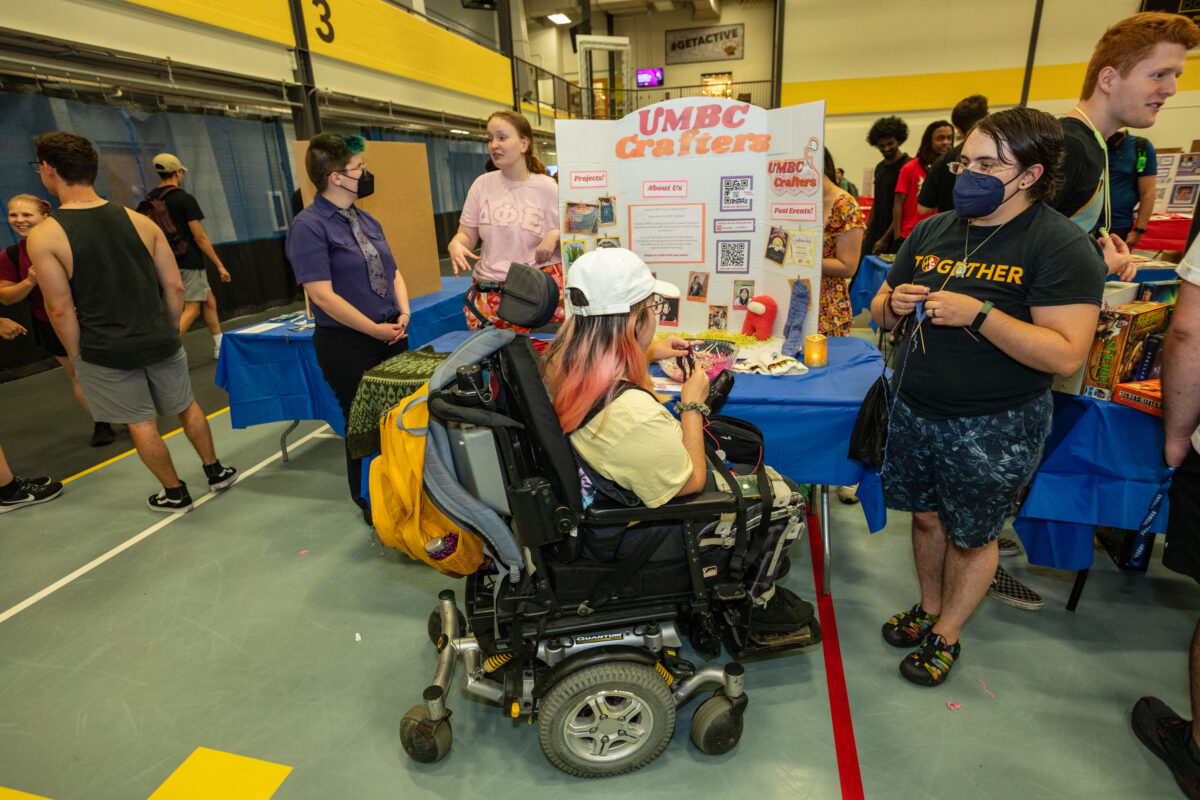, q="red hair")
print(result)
[1081,12,1200,99]
[543,303,654,434]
